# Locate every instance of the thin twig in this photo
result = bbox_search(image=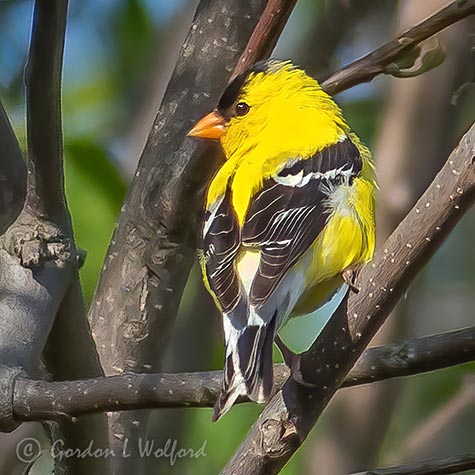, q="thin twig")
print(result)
[9,326,475,421]
[351,453,475,475]
[322,0,475,95]
[232,0,297,78]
